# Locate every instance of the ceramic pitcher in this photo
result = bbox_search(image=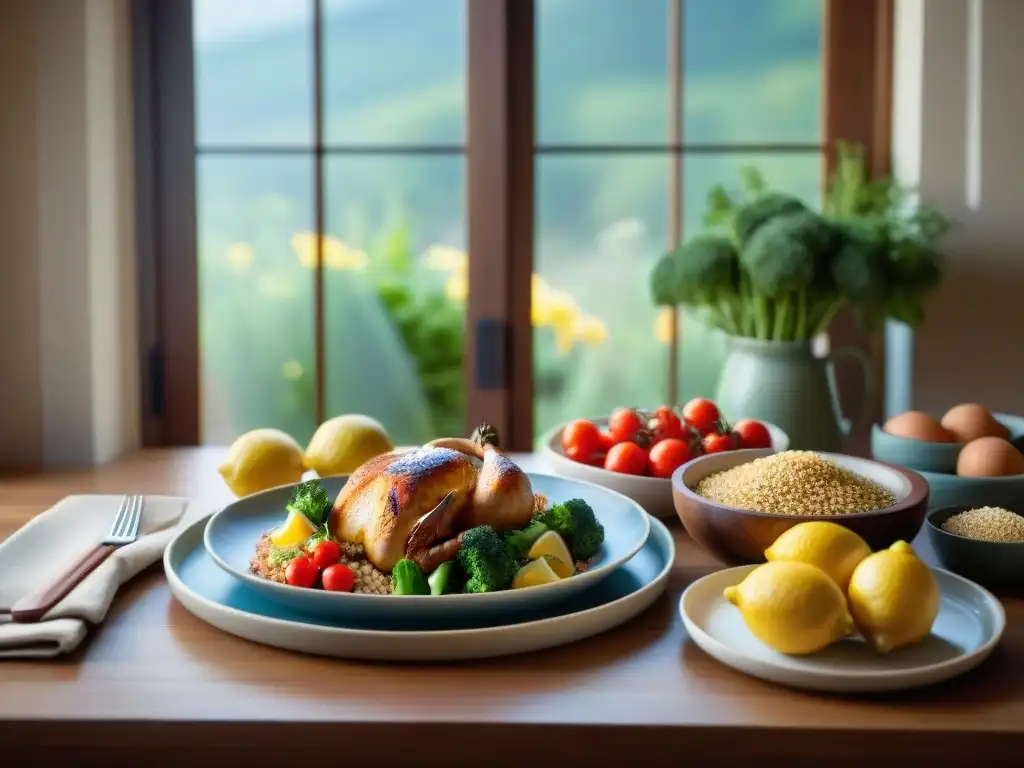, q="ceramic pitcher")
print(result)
[712,336,874,452]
